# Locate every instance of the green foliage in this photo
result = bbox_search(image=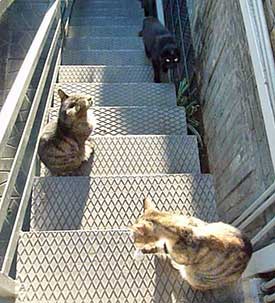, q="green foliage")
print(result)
[177,79,203,147]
